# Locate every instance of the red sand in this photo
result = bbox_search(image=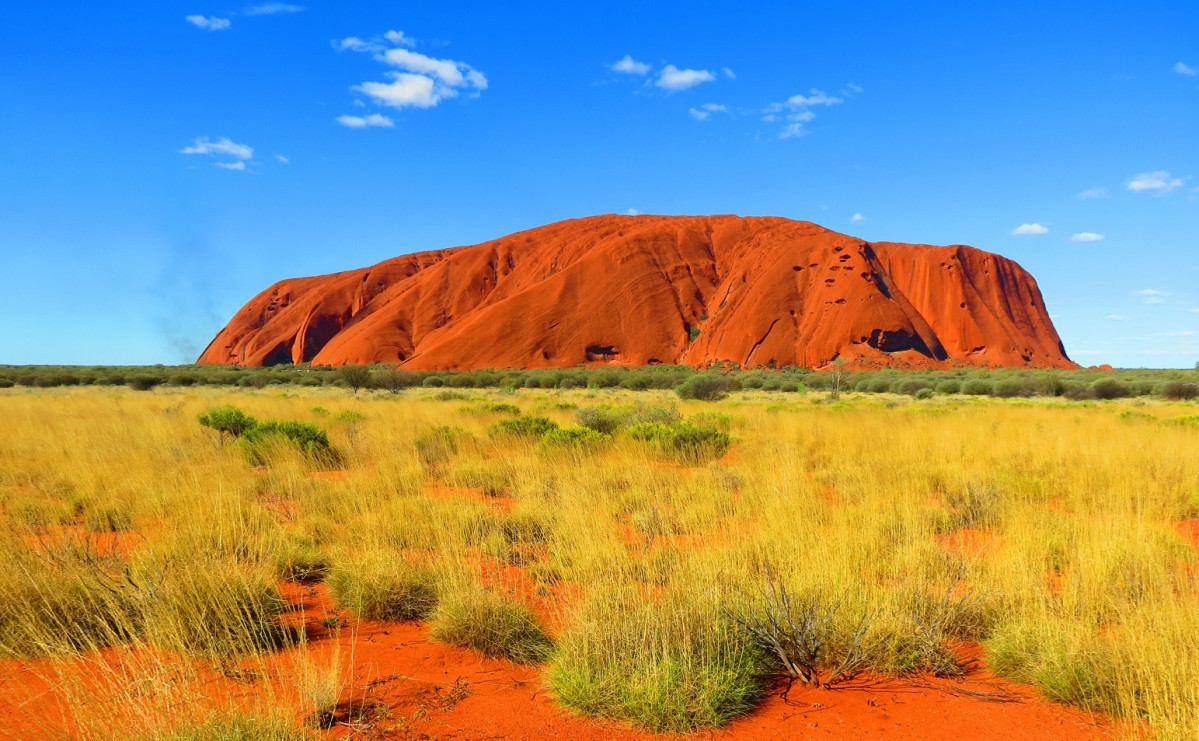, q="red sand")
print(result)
[0,579,1120,740]
[198,214,1074,371]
